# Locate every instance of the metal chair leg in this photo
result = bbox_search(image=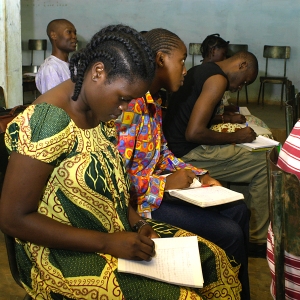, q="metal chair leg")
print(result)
[245,85,249,104]
[280,83,284,108]
[262,83,265,106]
[257,82,263,105]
